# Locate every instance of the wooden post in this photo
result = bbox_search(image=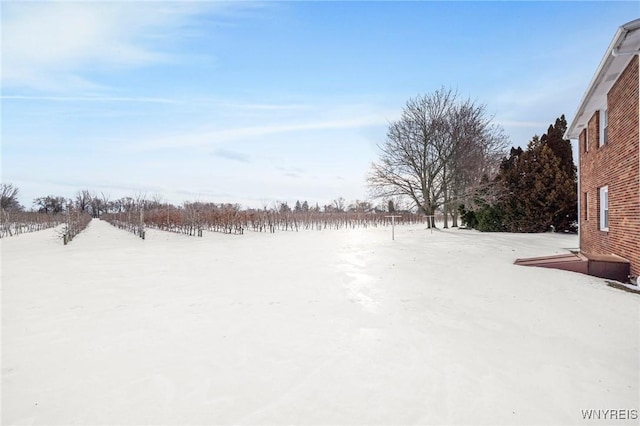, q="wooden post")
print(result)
[426,215,435,234]
[385,215,402,240]
[140,207,145,240]
[66,204,71,243]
